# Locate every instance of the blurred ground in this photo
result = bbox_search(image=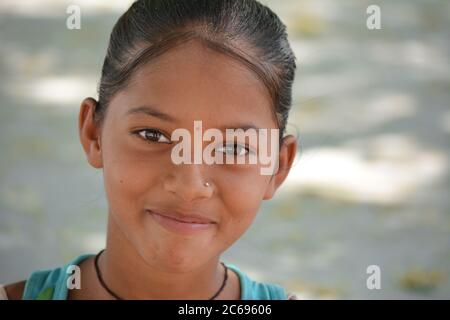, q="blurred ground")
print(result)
[0,0,449,299]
